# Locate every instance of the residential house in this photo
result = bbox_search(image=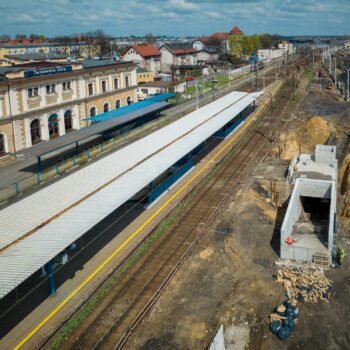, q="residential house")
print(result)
[196,48,220,62]
[121,43,161,73]
[159,43,199,72]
